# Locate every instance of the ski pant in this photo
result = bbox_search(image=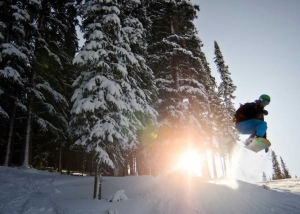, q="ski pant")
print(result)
[235,119,267,137]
